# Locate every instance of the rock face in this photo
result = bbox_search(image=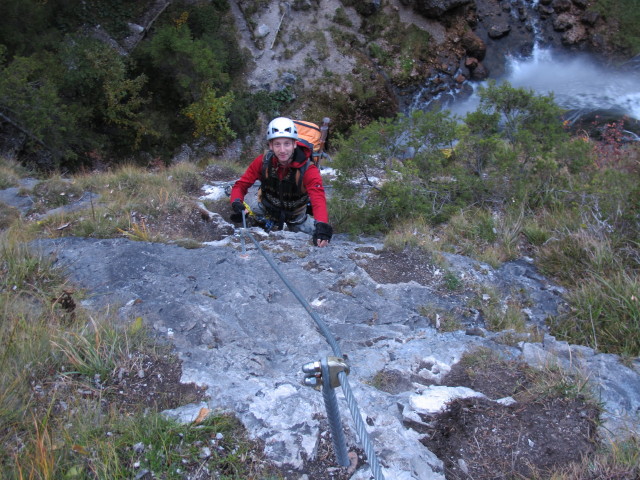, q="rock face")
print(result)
[31,227,640,479]
[226,0,618,128]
